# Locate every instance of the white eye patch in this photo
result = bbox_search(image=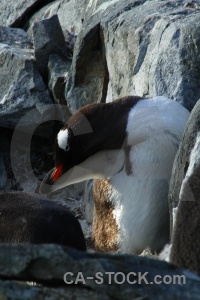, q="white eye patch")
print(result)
[57,128,69,151]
